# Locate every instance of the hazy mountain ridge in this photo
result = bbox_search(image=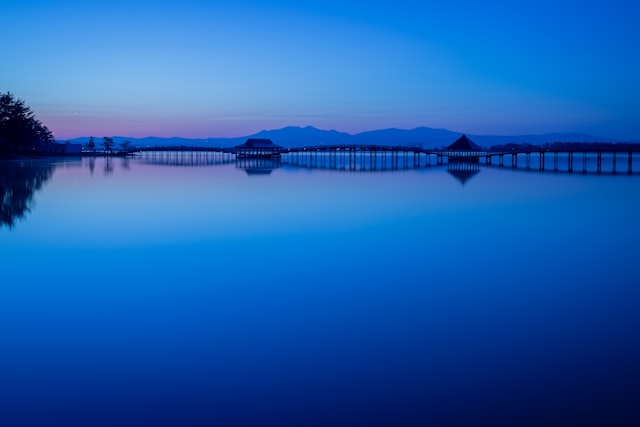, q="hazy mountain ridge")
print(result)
[63,126,619,149]
[249,126,353,146]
